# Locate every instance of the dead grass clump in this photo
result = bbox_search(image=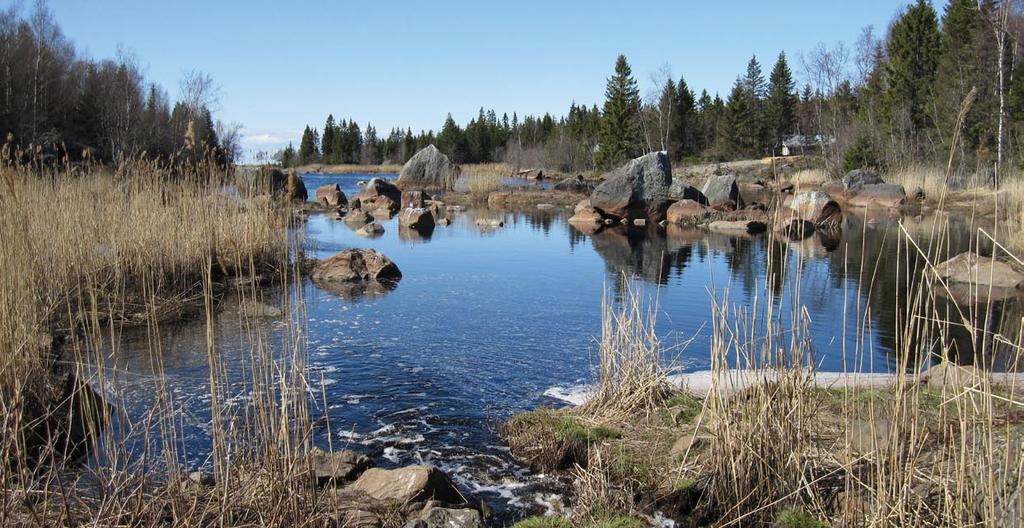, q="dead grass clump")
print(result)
[577,283,669,422]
